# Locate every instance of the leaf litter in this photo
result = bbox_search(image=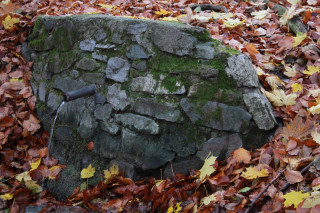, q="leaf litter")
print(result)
[0,0,320,212]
